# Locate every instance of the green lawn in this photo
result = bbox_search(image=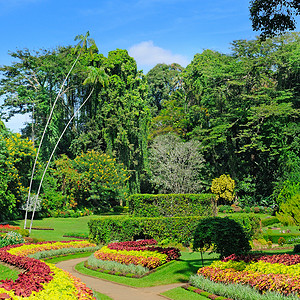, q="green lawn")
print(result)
[162,287,208,300]
[0,263,20,281]
[9,215,117,241]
